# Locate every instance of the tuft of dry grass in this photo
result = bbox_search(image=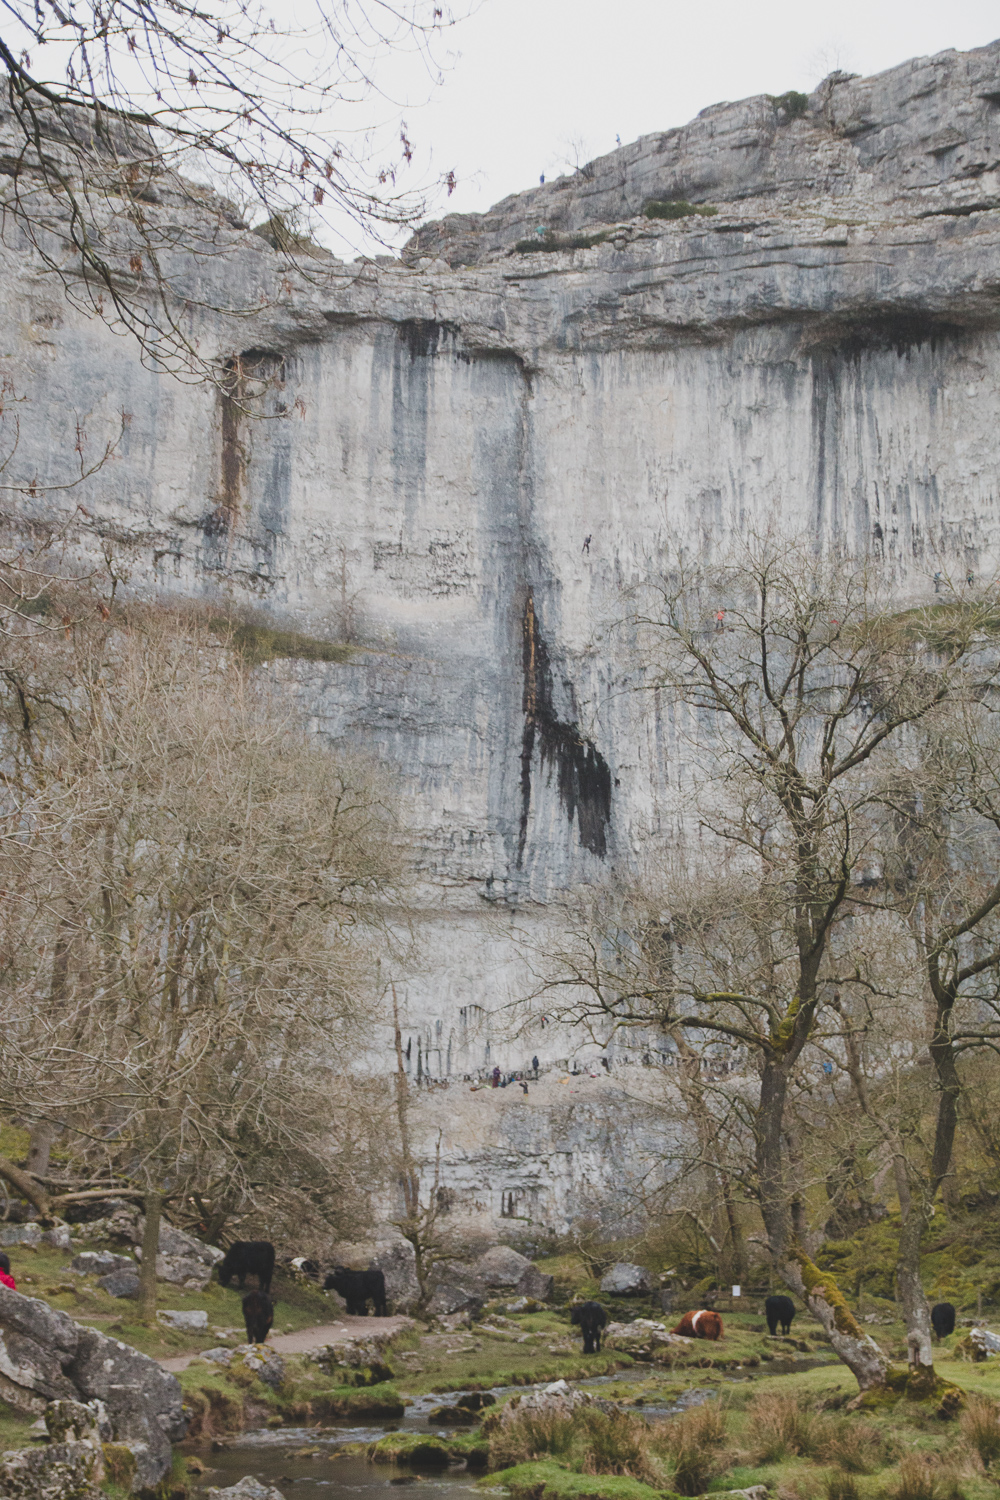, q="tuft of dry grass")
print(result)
[488,1405,660,1484]
[959,1393,1000,1472]
[814,1416,892,1474]
[887,1454,967,1500]
[824,1474,860,1500]
[651,1401,729,1497]
[745,1392,817,1464]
